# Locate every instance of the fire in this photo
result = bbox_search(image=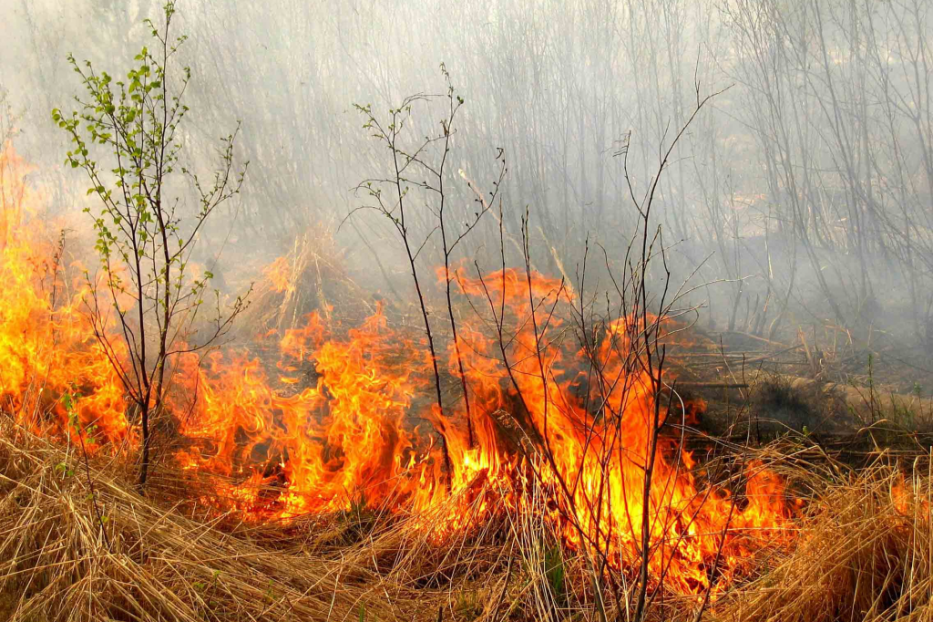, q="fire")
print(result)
[0,144,795,595]
[437,267,795,592]
[177,308,444,515]
[263,255,292,294]
[0,143,131,448]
